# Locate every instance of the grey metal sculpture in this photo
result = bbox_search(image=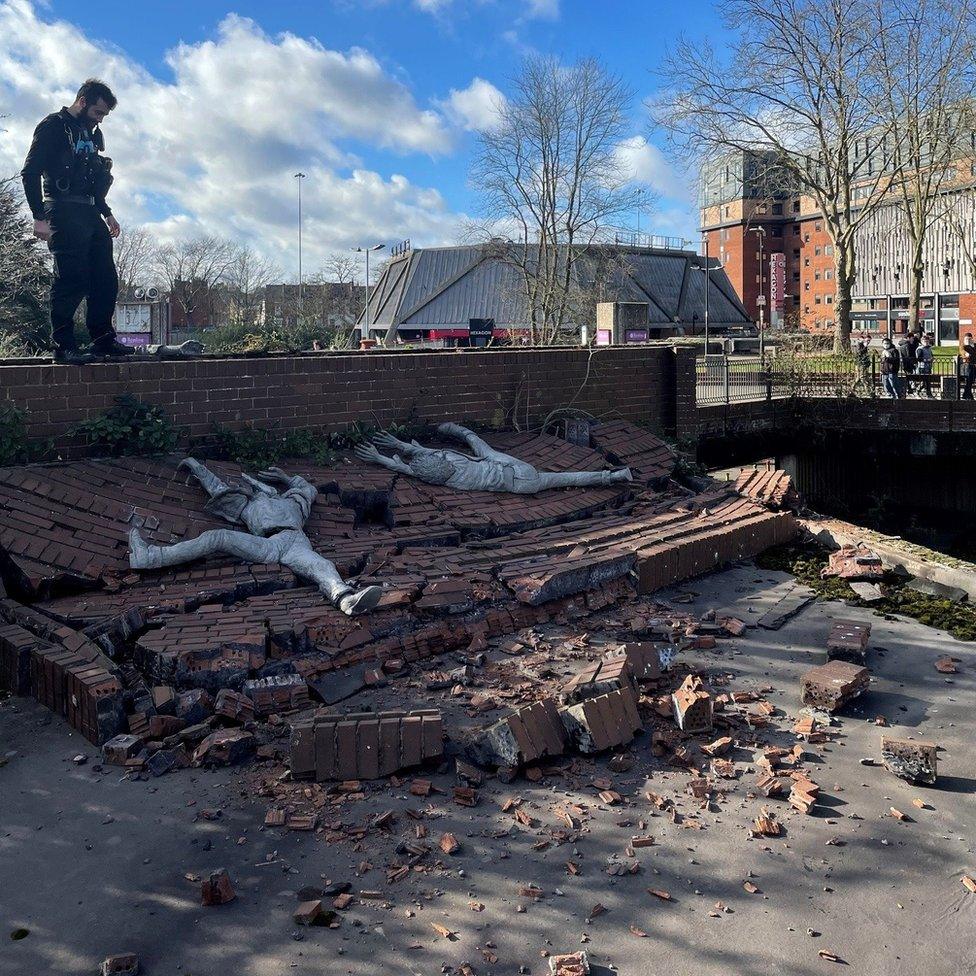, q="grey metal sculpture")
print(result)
[354,422,632,493]
[145,339,205,359]
[128,459,383,616]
